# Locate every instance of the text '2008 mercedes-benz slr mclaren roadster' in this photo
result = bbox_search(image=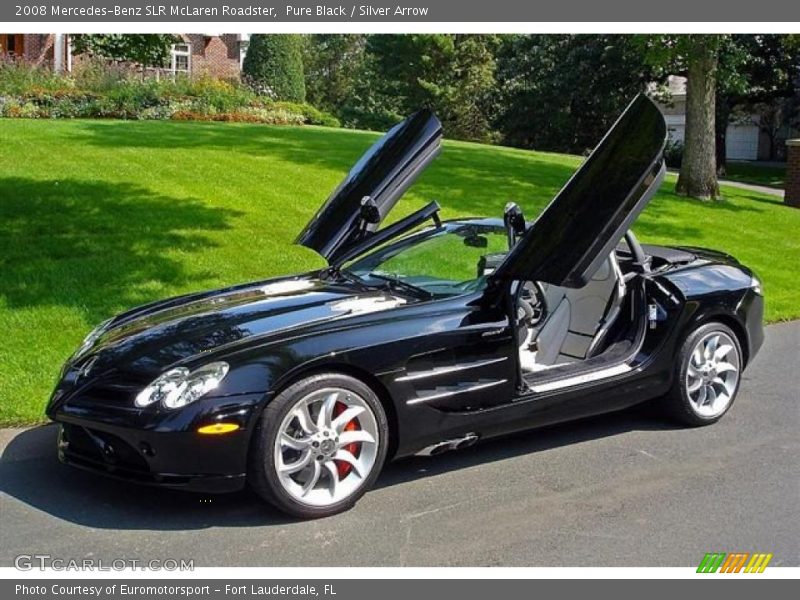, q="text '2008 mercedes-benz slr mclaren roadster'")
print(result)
[48,95,764,518]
